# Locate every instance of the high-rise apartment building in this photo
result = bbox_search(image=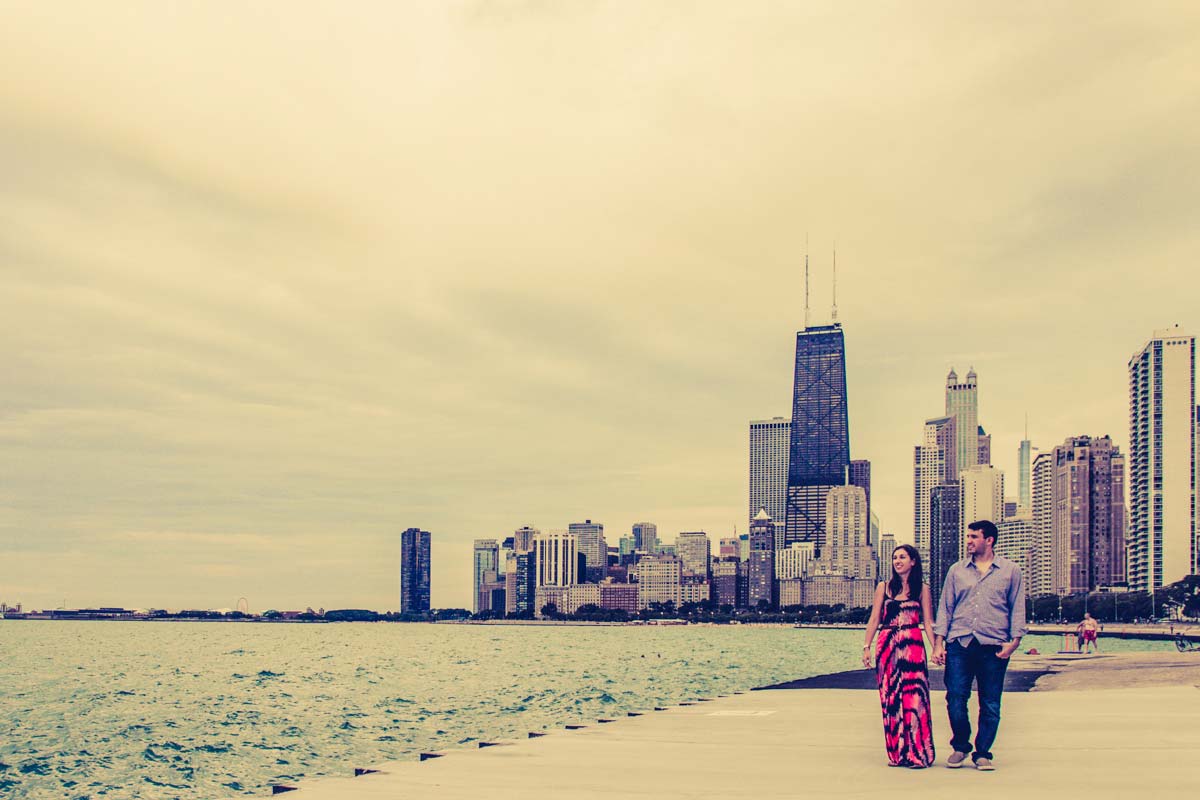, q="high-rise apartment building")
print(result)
[959,465,1005,559]
[472,539,499,614]
[569,520,606,582]
[1029,452,1055,597]
[711,557,740,609]
[945,367,980,476]
[636,555,682,610]
[1051,436,1126,594]
[512,525,539,554]
[1128,328,1198,590]
[399,527,432,613]
[785,324,851,557]
[750,417,791,537]
[997,513,1036,597]
[534,530,578,587]
[776,541,815,580]
[632,522,659,555]
[748,509,776,609]
[877,533,896,579]
[913,415,956,563]
[824,485,874,580]
[675,532,711,578]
